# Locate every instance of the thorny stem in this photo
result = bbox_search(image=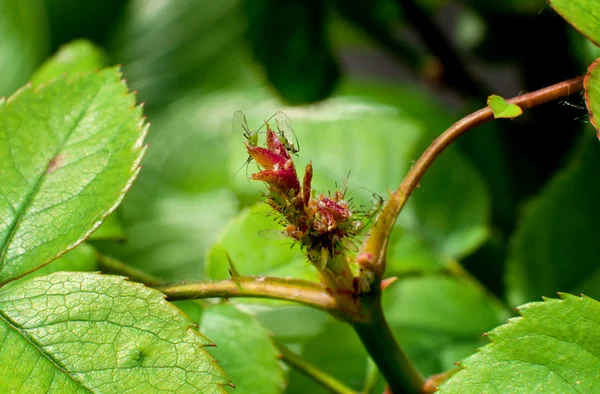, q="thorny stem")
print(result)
[276,342,359,394]
[364,75,585,275]
[97,253,343,316]
[154,277,346,318]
